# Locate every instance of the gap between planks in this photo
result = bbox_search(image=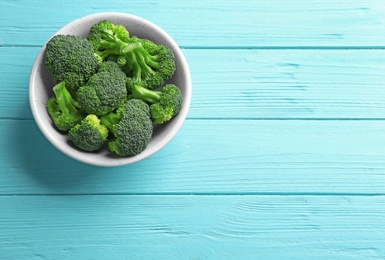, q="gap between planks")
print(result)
[1,192,385,197]
[3,45,385,50]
